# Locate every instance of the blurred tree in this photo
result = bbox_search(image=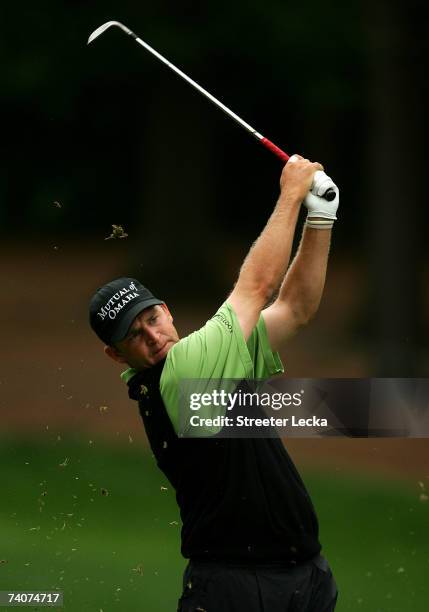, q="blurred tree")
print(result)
[365,0,426,374]
[1,0,426,372]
